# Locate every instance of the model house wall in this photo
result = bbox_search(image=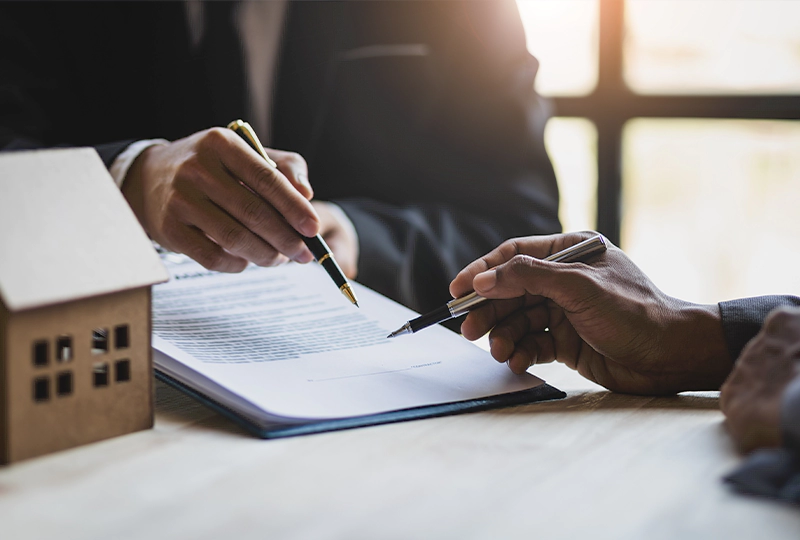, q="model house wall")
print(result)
[0,148,169,464]
[3,288,153,463]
